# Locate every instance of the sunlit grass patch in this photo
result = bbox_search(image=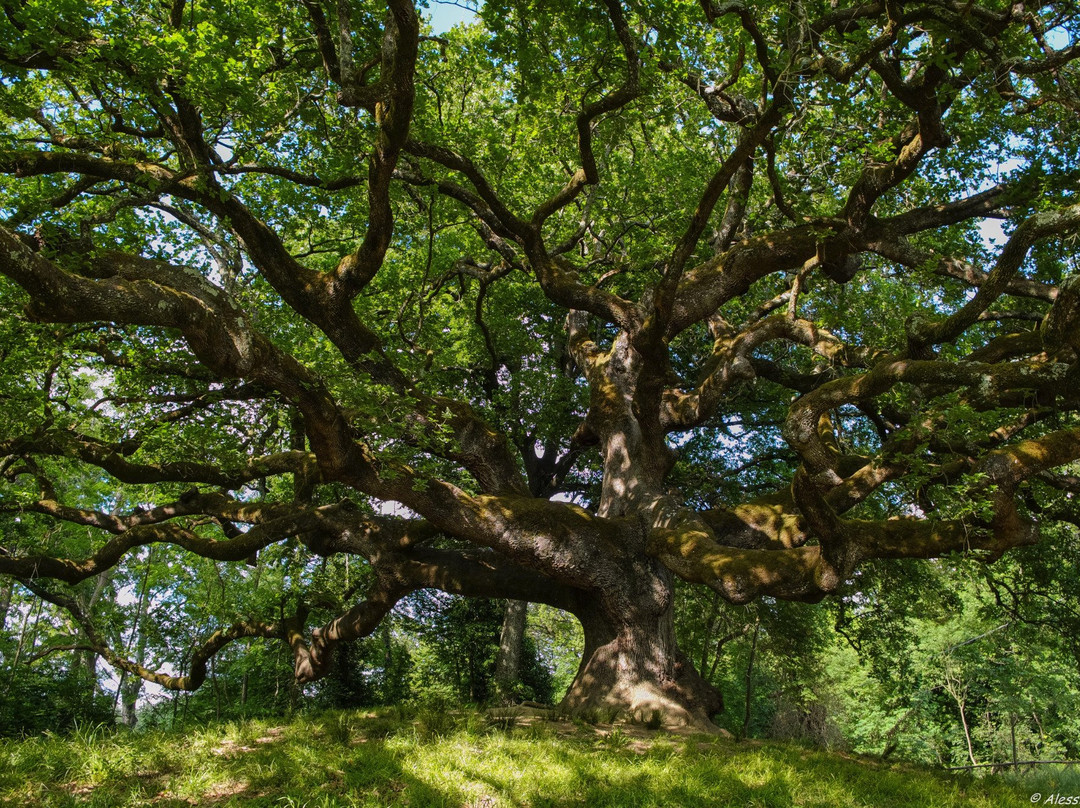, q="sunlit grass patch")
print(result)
[0,708,1038,807]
